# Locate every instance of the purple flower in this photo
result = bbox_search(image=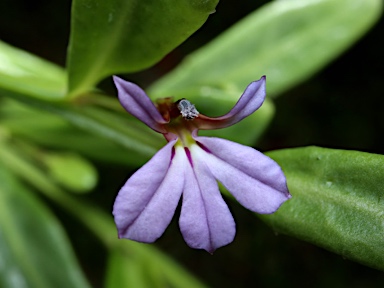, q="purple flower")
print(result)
[113,76,291,253]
